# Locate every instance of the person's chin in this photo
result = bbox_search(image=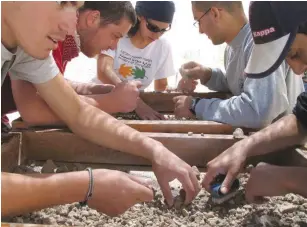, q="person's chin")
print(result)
[32,50,50,60]
[81,47,95,58]
[294,68,307,75]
